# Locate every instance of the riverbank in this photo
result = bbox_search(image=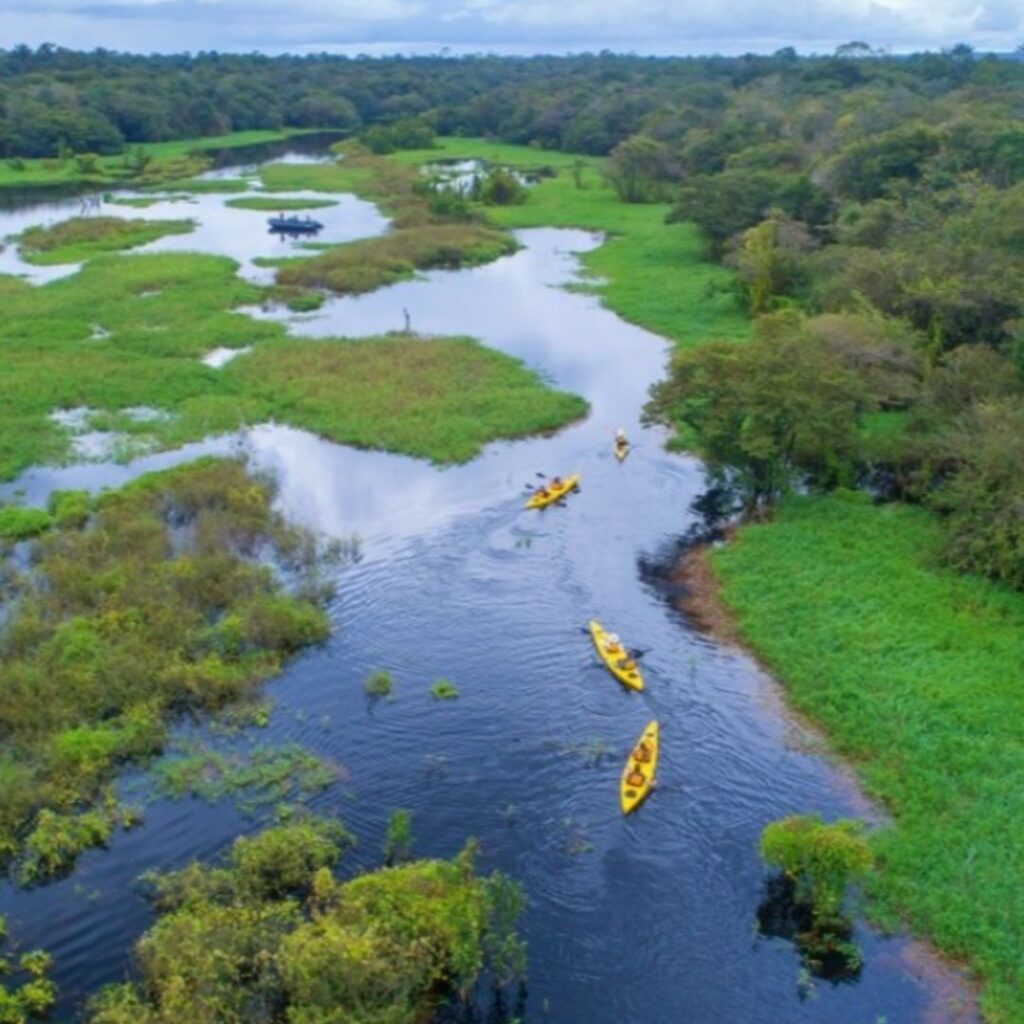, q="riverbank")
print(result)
[0,129,321,192]
[686,492,1024,1023]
